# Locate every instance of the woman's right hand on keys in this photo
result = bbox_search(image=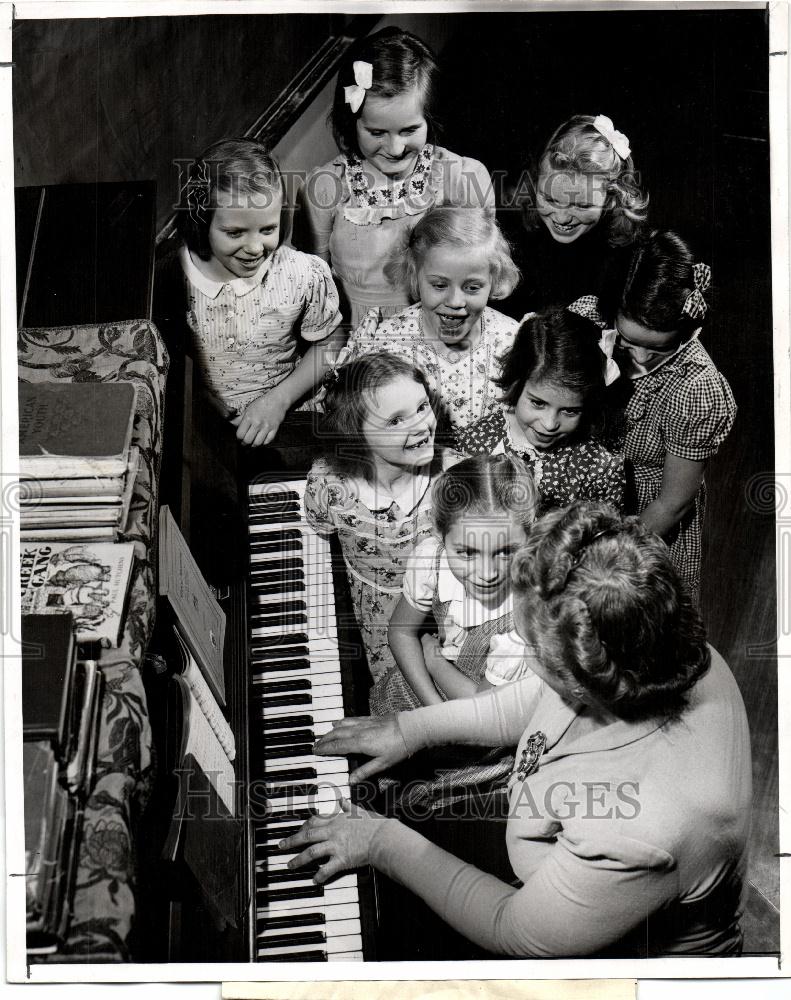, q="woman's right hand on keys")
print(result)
[314,716,410,783]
